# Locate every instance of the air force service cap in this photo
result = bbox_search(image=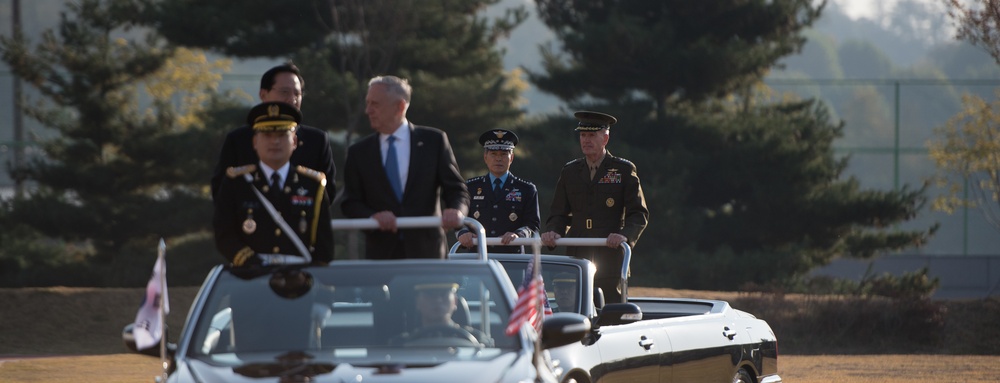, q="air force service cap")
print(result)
[574,111,617,131]
[479,129,519,151]
[247,101,301,132]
